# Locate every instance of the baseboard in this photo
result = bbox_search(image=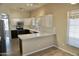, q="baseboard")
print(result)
[22,45,77,56]
[54,46,77,56]
[23,45,54,56]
